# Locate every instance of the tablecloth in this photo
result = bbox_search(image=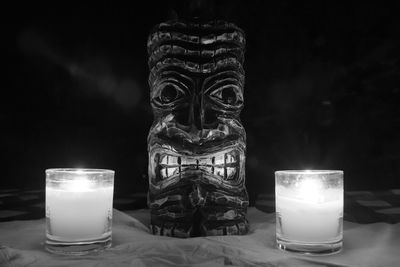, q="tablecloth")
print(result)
[1,207,399,267]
